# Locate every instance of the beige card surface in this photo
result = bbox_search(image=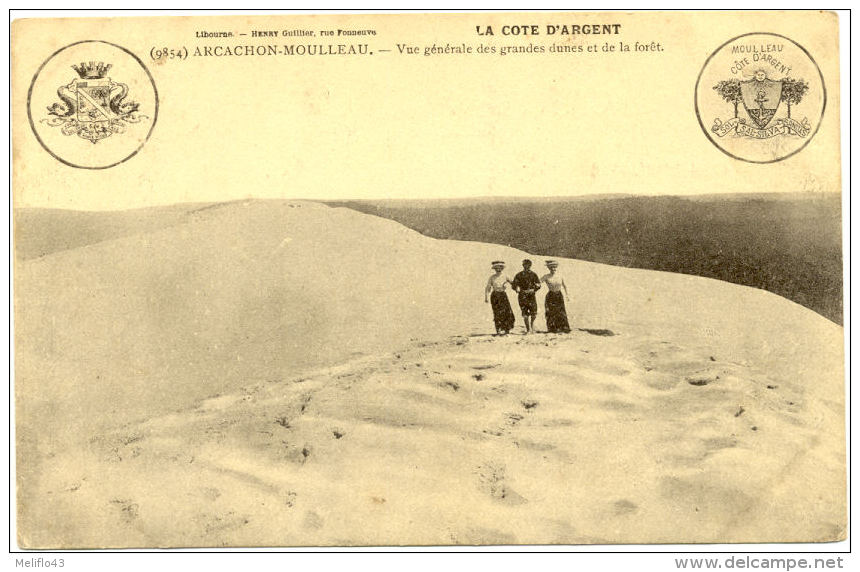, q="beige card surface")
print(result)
[11,11,845,548]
